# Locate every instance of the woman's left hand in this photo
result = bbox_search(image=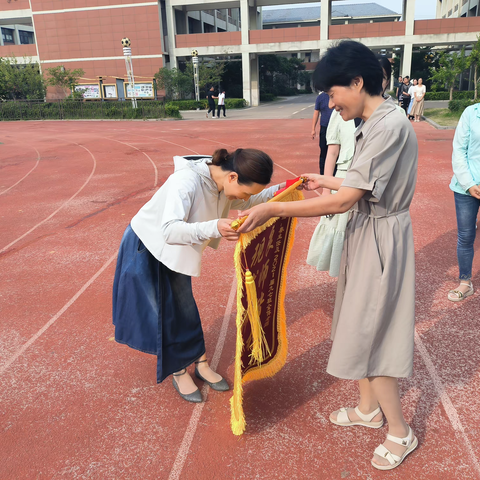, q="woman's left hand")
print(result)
[237,203,279,233]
